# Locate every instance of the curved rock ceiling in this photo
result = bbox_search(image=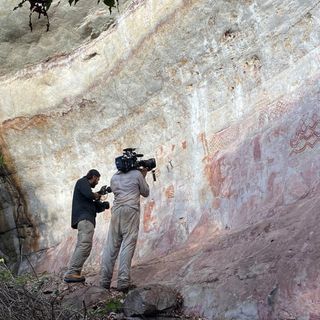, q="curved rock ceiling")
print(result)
[1,0,320,318]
